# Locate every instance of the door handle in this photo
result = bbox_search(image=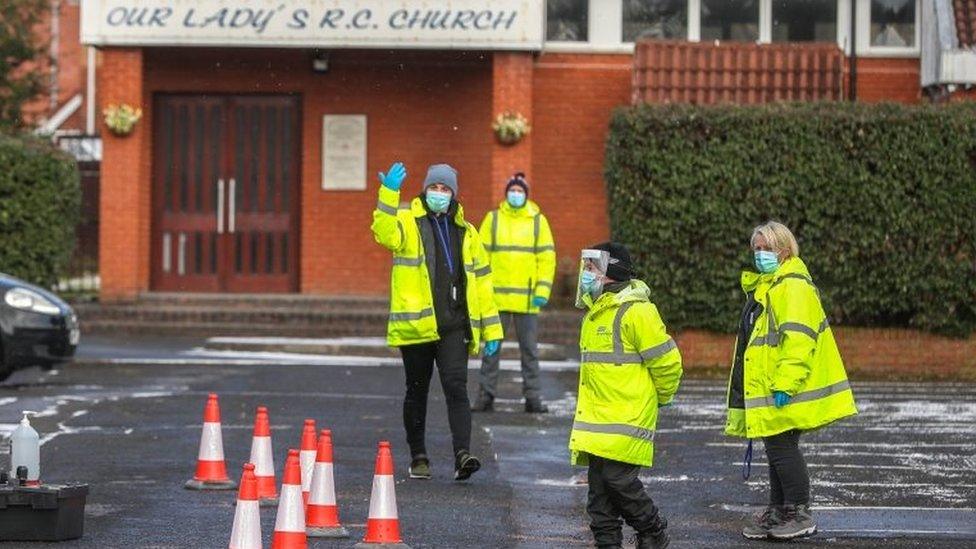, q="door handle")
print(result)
[229,178,236,234]
[217,179,225,234]
[177,232,186,275]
